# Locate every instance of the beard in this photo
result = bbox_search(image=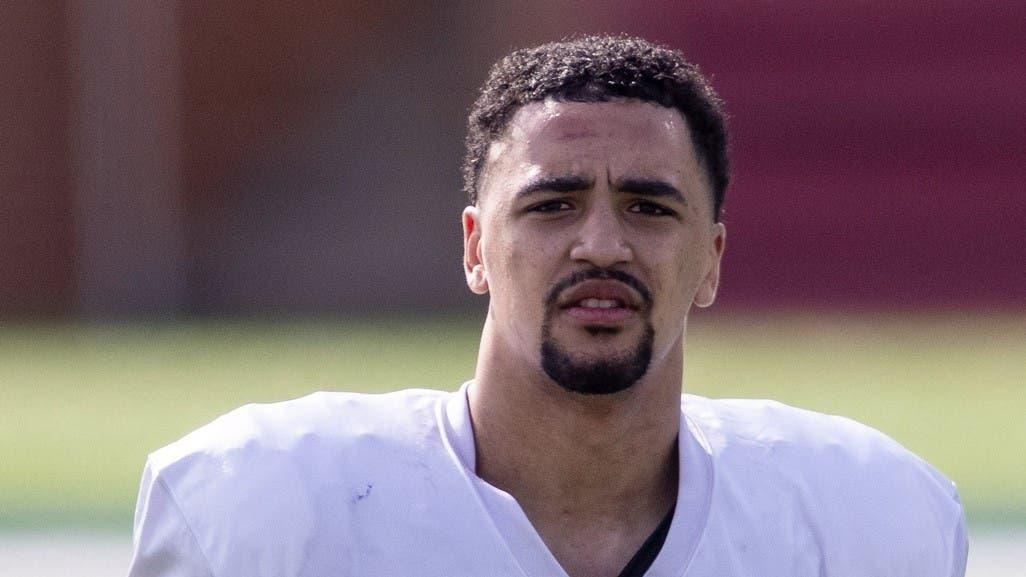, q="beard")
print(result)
[539,269,654,395]
[540,323,654,395]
